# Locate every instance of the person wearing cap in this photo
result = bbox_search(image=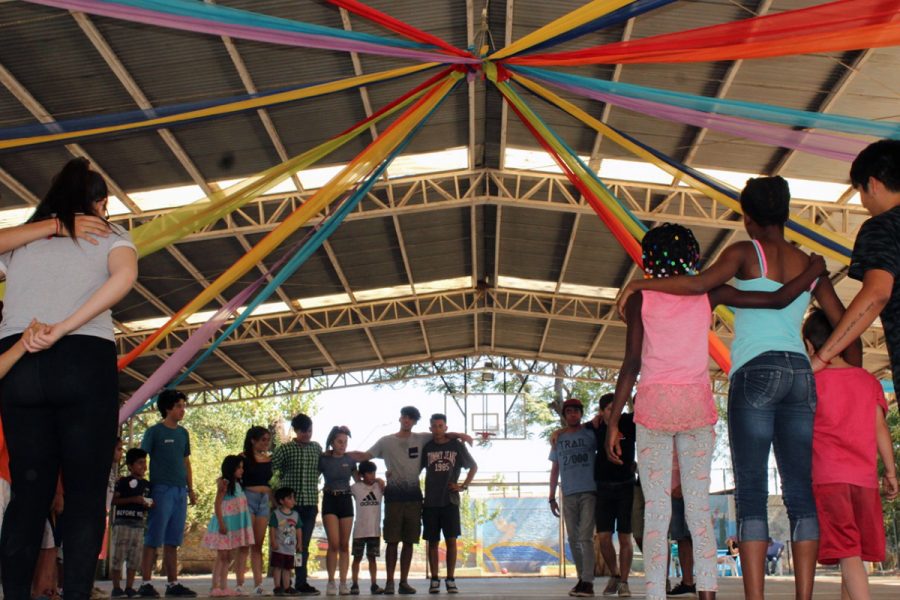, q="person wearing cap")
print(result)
[549,398,597,598]
[350,407,471,595]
